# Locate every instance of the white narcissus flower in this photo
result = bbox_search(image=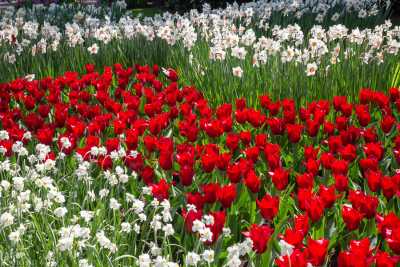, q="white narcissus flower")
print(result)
[150,242,162,256]
[202,249,214,264]
[96,231,117,253]
[231,46,247,60]
[232,66,243,78]
[13,177,25,191]
[306,62,318,76]
[185,252,200,266]
[23,131,32,140]
[58,237,74,252]
[138,254,151,267]
[99,188,109,199]
[162,224,175,236]
[132,199,145,214]
[133,224,140,234]
[121,222,131,233]
[239,238,253,256]
[1,212,15,227]
[24,74,35,81]
[60,137,71,149]
[54,207,68,218]
[192,219,205,233]
[142,186,152,195]
[199,227,213,243]
[80,210,94,223]
[87,43,99,54]
[138,213,147,222]
[226,256,241,267]
[1,180,11,191]
[8,231,21,243]
[109,198,121,210]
